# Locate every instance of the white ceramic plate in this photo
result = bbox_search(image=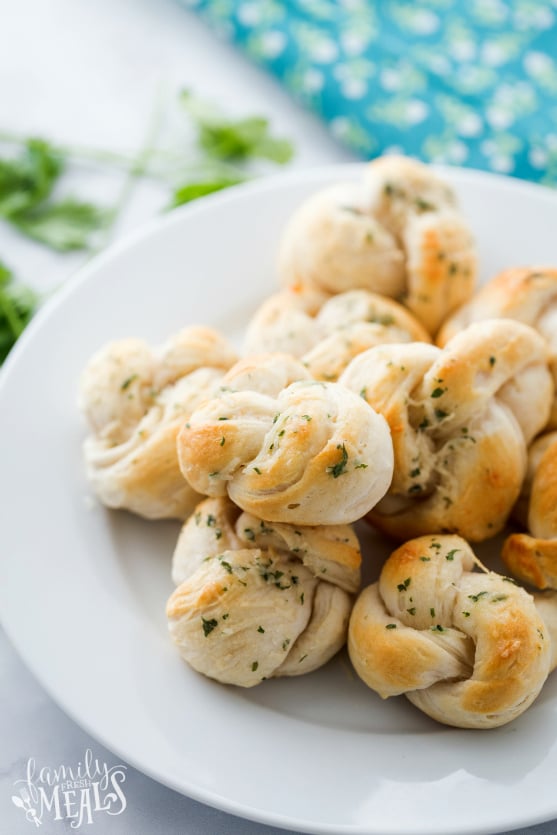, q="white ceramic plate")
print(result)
[1,164,557,835]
